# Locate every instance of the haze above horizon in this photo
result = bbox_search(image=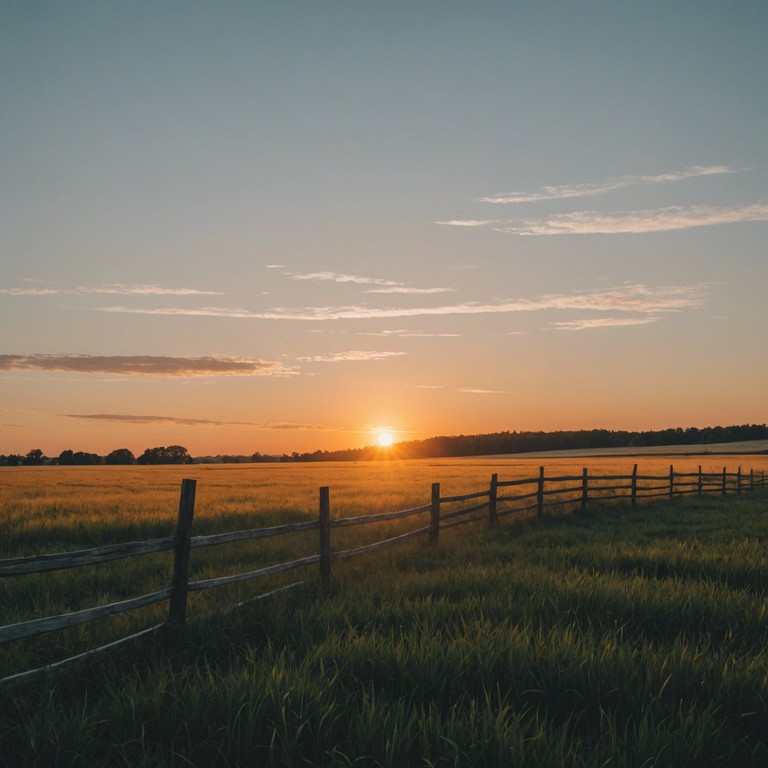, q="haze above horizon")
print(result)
[2,2,766,456]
